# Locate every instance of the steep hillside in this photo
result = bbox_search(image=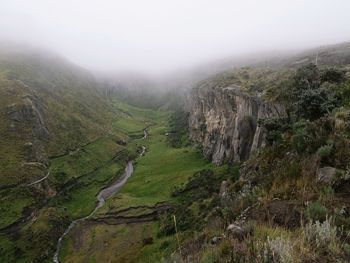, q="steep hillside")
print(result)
[0,47,116,186]
[176,49,350,261]
[0,47,149,262]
